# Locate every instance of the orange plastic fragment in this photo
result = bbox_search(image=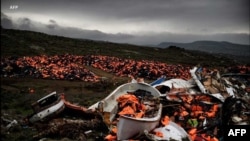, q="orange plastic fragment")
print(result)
[190,111,203,117]
[211,104,219,112]
[131,102,138,112]
[188,128,197,135]
[201,133,211,141]
[186,95,193,104]
[117,94,139,105]
[189,134,196,141]
[180,110,189,117]
[205,111,216,118]
[135,110,144,118]
[199,115,206,120]
[118,105,135,116]
[139,103,146,111]
[154,131,164,137]
[211,137,219,141]
[188,128,197,141]
[191,105,203,111]
[161,116,170,125]
[104,134,117,141]
[111,127,117,134]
